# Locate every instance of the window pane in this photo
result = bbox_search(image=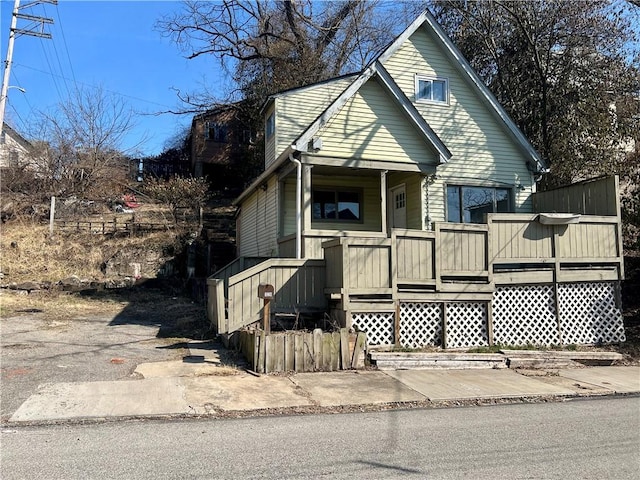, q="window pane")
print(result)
[418,79,432,100]
[312,190,335,219]
[313,189,361,221]
[337,191,360,220]
[496,189,510,213]
[266,113,275,138]
[462,187,494,223]
[447,186,461,222]
[433,80,447,102]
